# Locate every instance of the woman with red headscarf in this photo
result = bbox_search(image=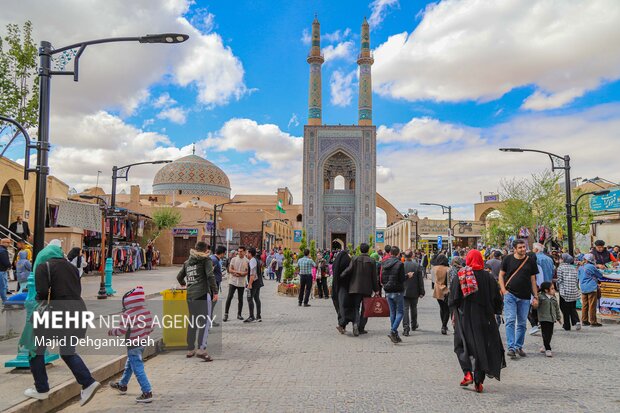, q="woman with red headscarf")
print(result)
[449,249,505,393]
